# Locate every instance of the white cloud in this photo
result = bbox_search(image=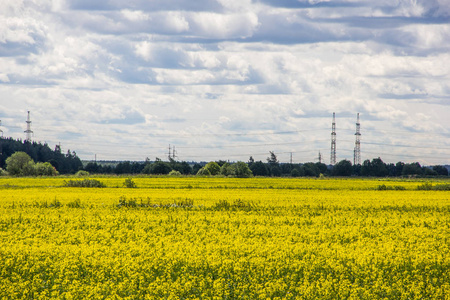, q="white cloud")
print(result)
[0,74,10,83]
[135,41,153,61]
[0,0,448,164]
[189,12,259,39]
